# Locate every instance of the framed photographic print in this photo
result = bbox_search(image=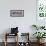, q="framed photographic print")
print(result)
[10,10,24,17]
